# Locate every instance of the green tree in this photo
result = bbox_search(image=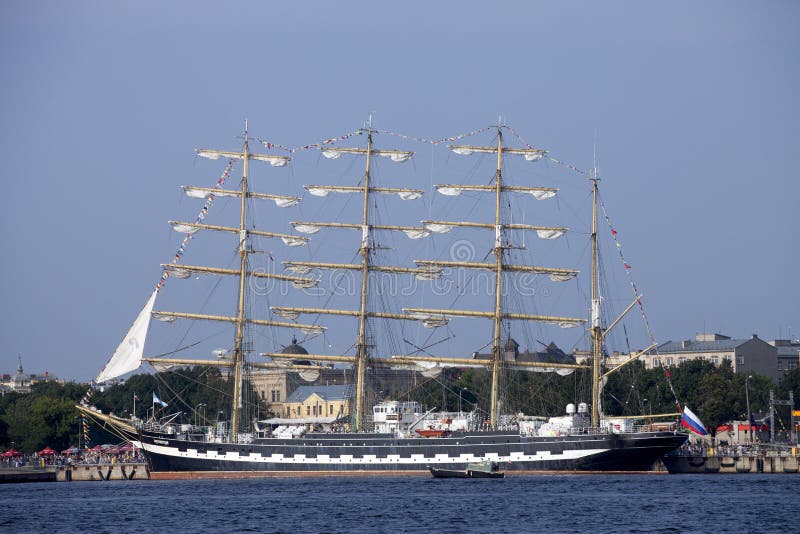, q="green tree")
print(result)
[0,382,85,452]
[778,369,800,409]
